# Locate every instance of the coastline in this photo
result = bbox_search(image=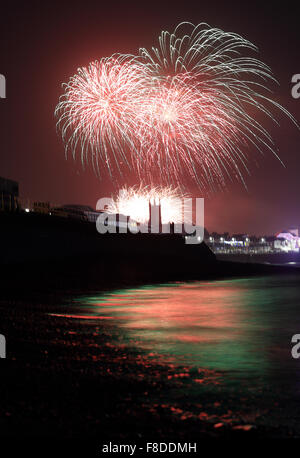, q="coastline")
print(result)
[1,211,299,296]
[1,212,300,442]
